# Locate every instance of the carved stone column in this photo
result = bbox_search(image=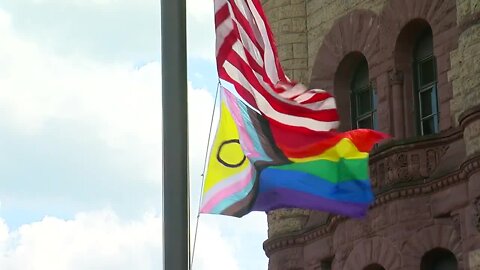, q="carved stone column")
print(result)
[389,70,405,139]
